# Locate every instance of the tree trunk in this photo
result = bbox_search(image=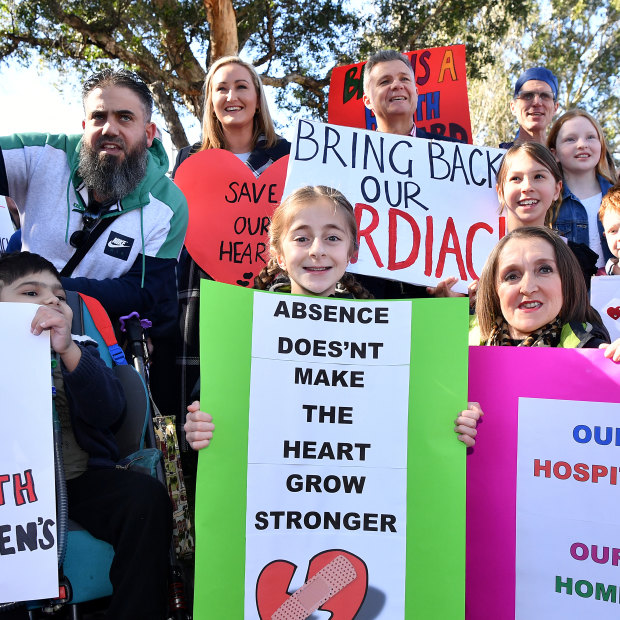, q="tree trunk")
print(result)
[203,0,238,61]
[151,82,190,150]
